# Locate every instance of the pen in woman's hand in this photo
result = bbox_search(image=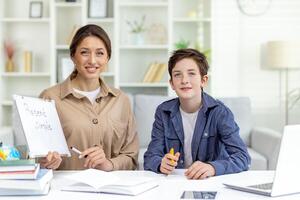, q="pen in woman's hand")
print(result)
[70,146,83,159]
